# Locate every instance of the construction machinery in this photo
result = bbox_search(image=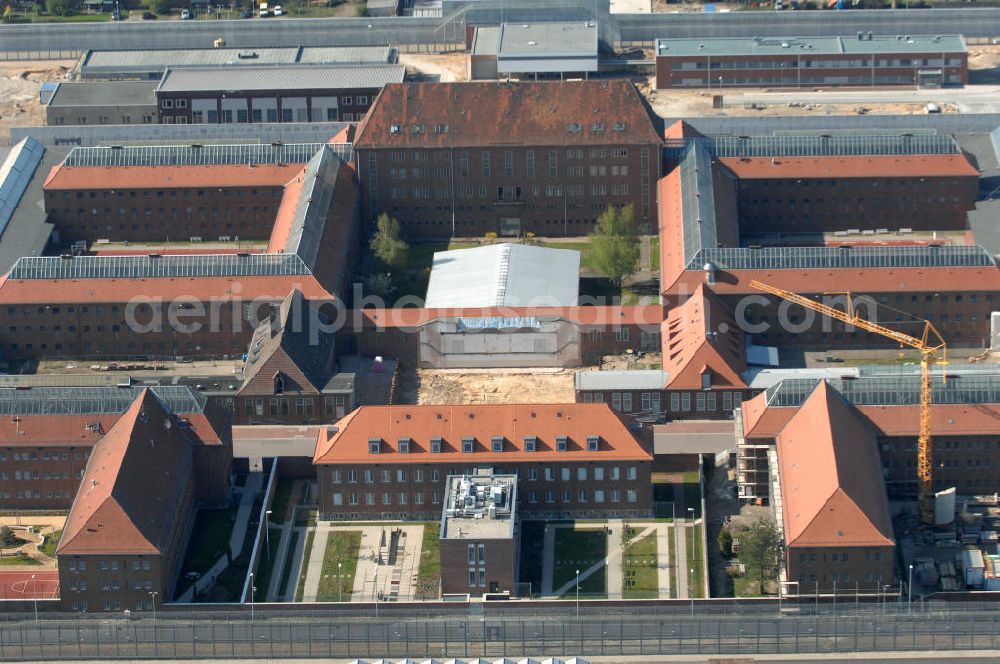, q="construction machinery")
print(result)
[750,280,947,525]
